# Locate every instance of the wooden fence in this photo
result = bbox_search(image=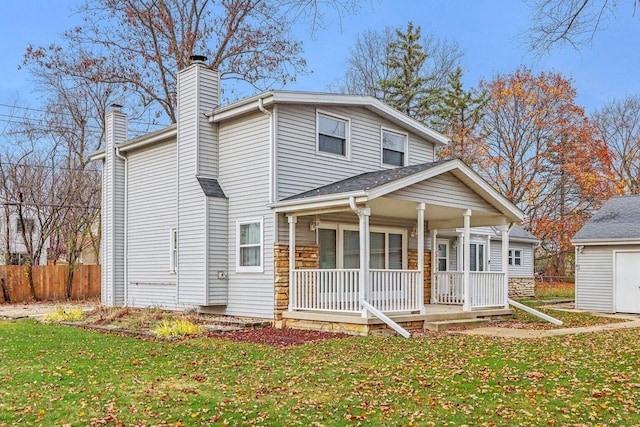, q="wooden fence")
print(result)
[0,265,101,303]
